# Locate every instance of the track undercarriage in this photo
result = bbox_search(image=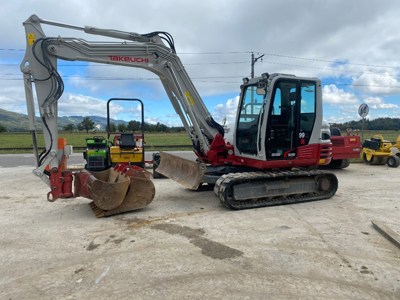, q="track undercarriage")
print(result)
[157,152,338,209]
[214,169,338,209]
